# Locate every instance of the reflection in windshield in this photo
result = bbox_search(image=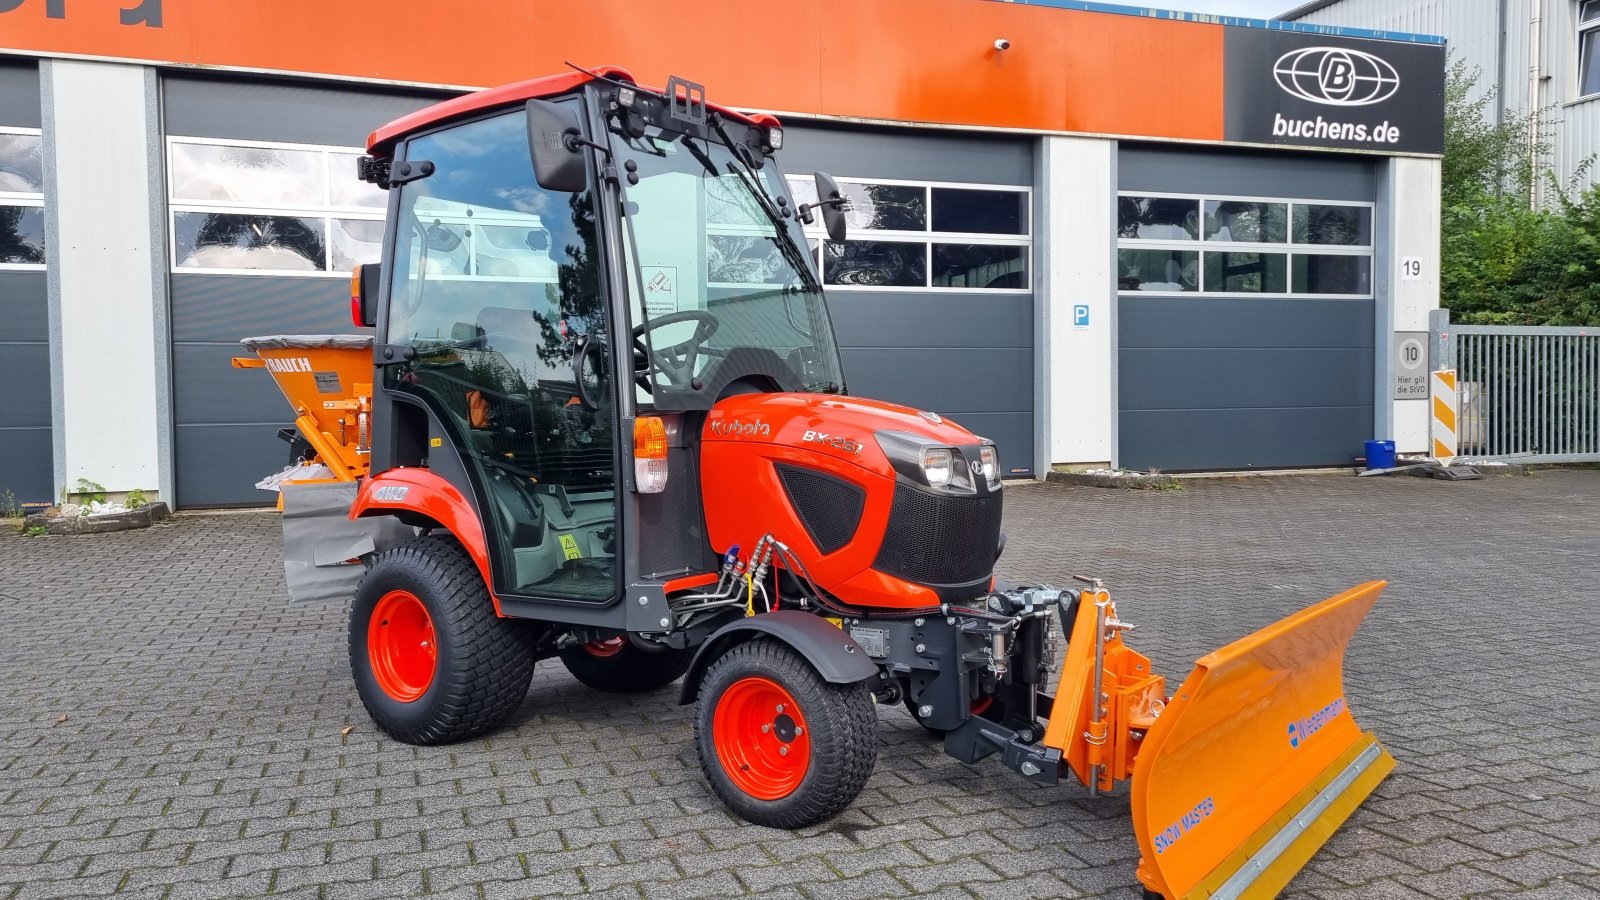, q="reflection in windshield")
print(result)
[614,125,845,408]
